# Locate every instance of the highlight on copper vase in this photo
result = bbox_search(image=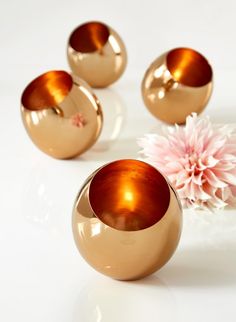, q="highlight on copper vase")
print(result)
[21,70,103,159]
[67,21,127,88]
[72,159,182,281]
[142,47,213,124]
